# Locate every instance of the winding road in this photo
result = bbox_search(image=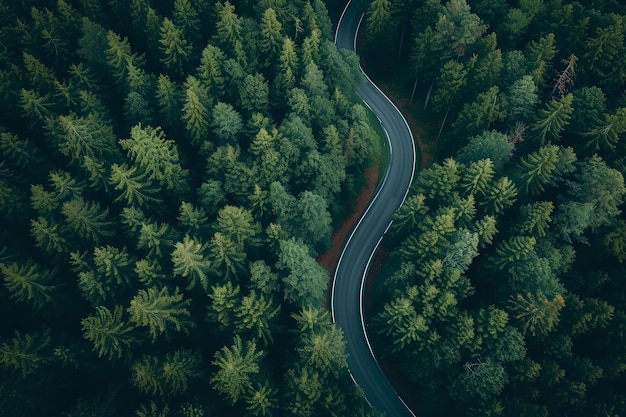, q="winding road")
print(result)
[330,1,417,416]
